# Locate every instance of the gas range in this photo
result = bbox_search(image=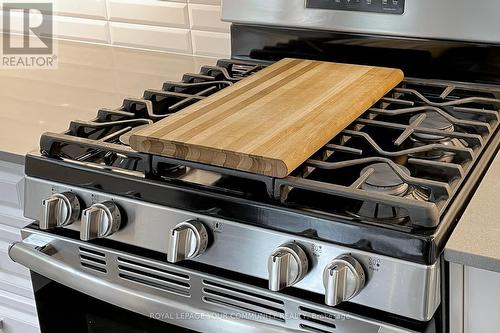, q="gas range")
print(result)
[9,1,500,332]
[15,58,499,332]
[24,61,500,261]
